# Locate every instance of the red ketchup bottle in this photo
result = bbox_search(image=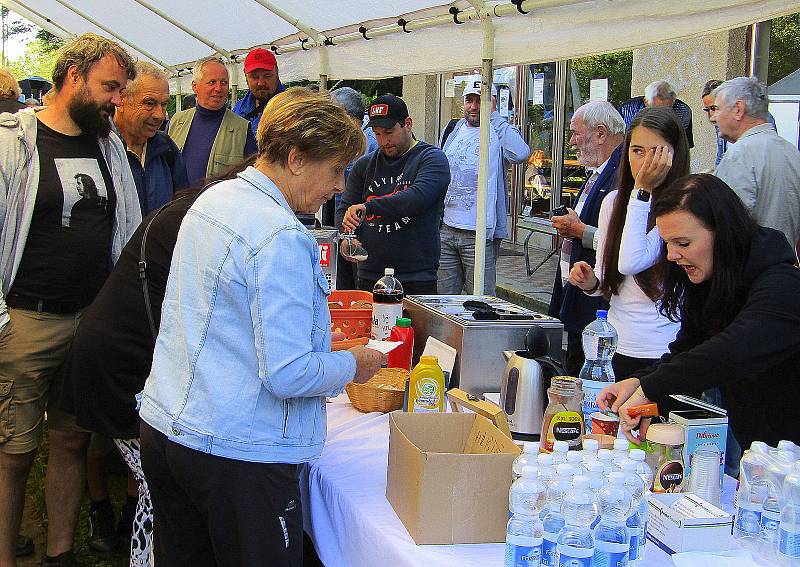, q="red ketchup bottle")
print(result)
[387,317,414,371]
